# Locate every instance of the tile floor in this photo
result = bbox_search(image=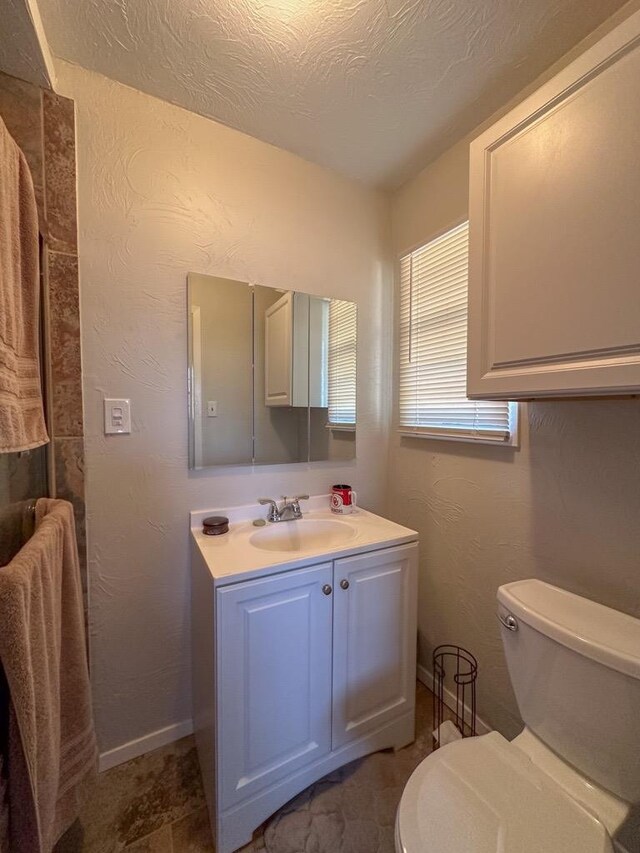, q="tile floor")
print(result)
[56,682,444,853]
